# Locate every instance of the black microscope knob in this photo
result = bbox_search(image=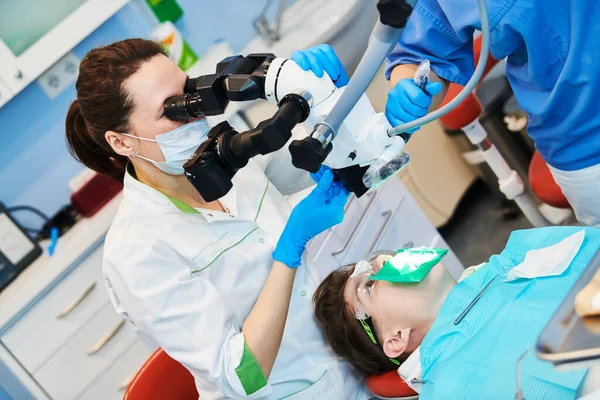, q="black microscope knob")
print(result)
[377,0,414,28]
[289,137,333,173]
